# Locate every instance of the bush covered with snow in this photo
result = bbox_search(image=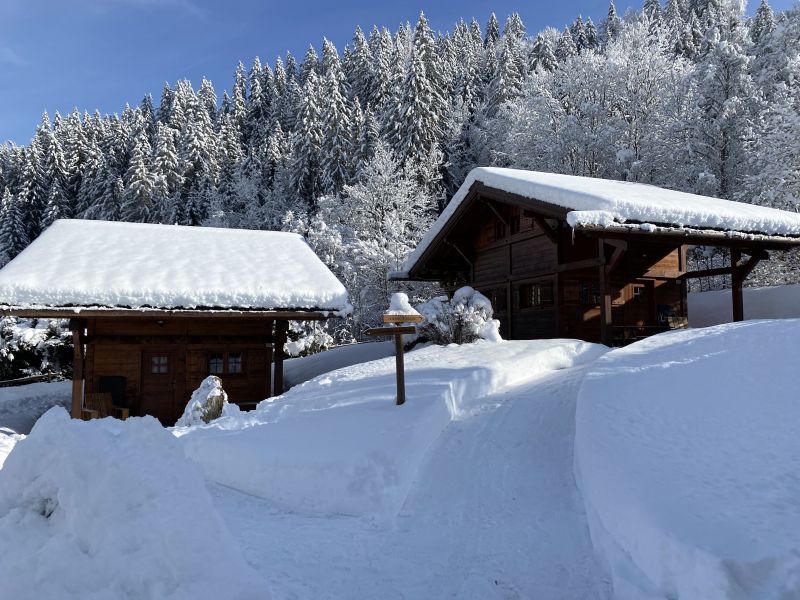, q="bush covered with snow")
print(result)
[575,320,800,599]
[0,408,269,599]
[0,380,70,434]
[176,375,232,427]
[415,286,501,345]
[0,317,72,379]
